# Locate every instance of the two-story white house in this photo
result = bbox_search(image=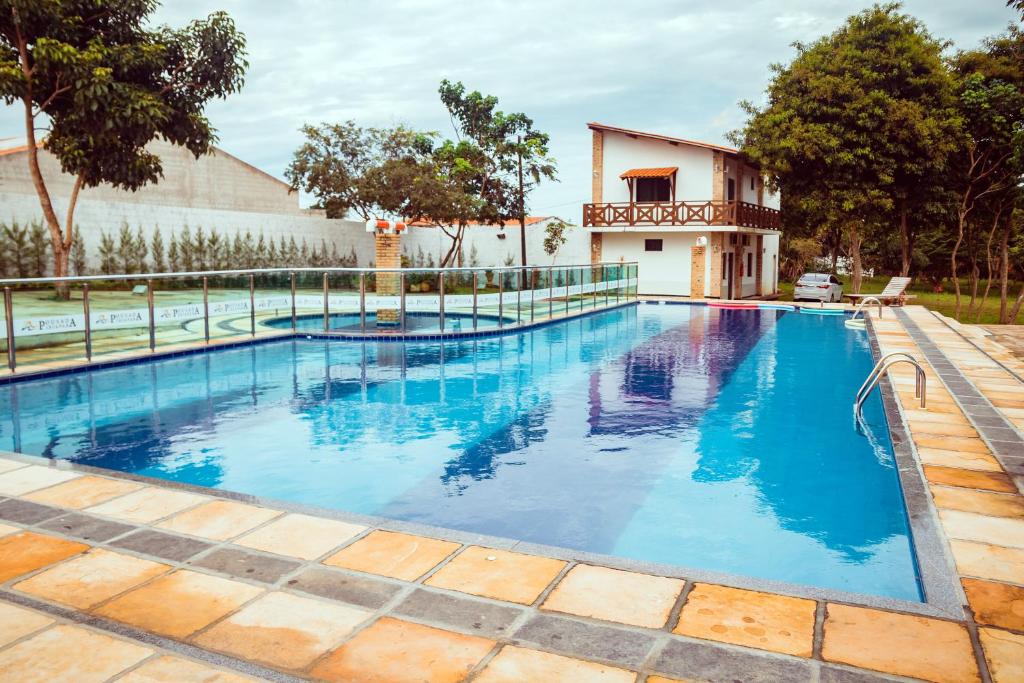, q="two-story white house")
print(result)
[584,122,782,299]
